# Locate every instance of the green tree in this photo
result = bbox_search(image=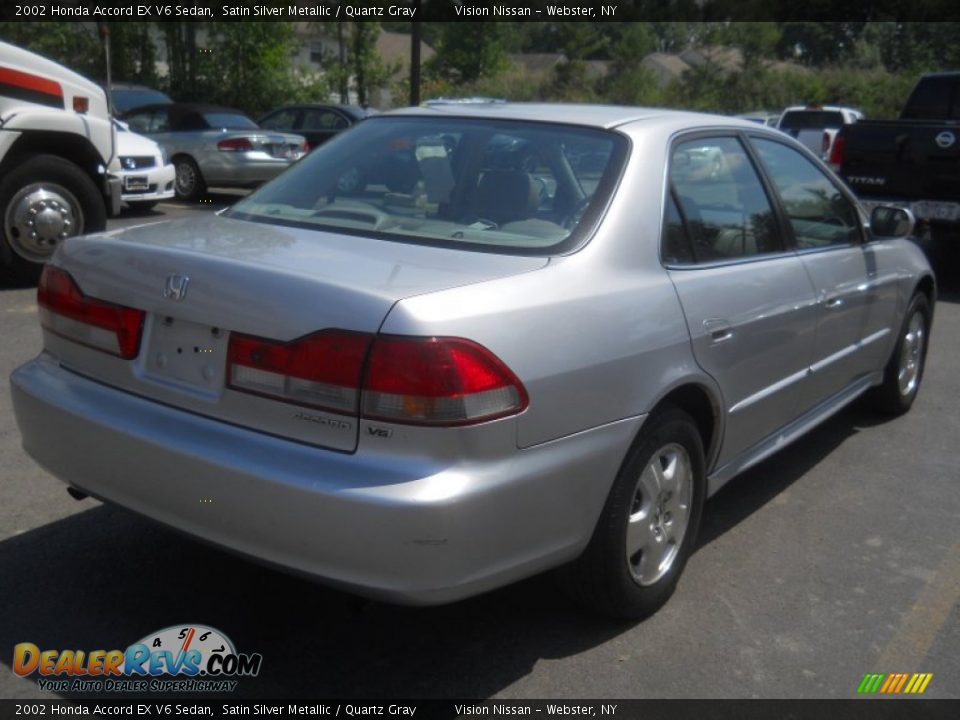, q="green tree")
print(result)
[350,22,393,107]
[603,24,660,106]
[0,22,101,78]
[104,23,158,85]
[159,22,204,102]
[428,22,507,83]
[200,23,303,116]
[722,22,780,67]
